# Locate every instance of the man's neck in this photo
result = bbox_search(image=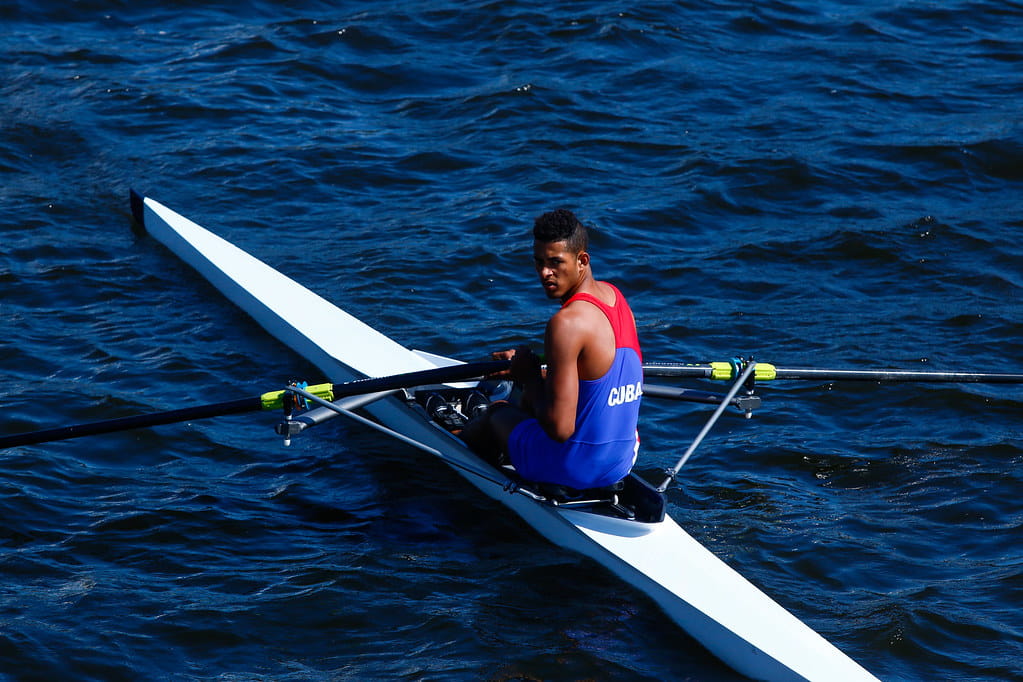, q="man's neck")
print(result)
[560,270,597,305]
